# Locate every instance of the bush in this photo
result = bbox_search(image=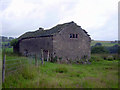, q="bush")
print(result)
[91,54,119,62]
[95,43,102,46]
[107,56,114,61]
[112,54,120,60]
[106,45,119,54]
[101,54,108,60]
[52,56,58,63]
[10,39,18,46]
[89,55,102,62]
[91,46,109,54]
